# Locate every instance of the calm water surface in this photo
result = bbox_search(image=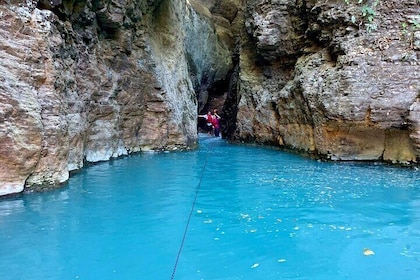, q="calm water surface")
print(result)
[0,135,419,280]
